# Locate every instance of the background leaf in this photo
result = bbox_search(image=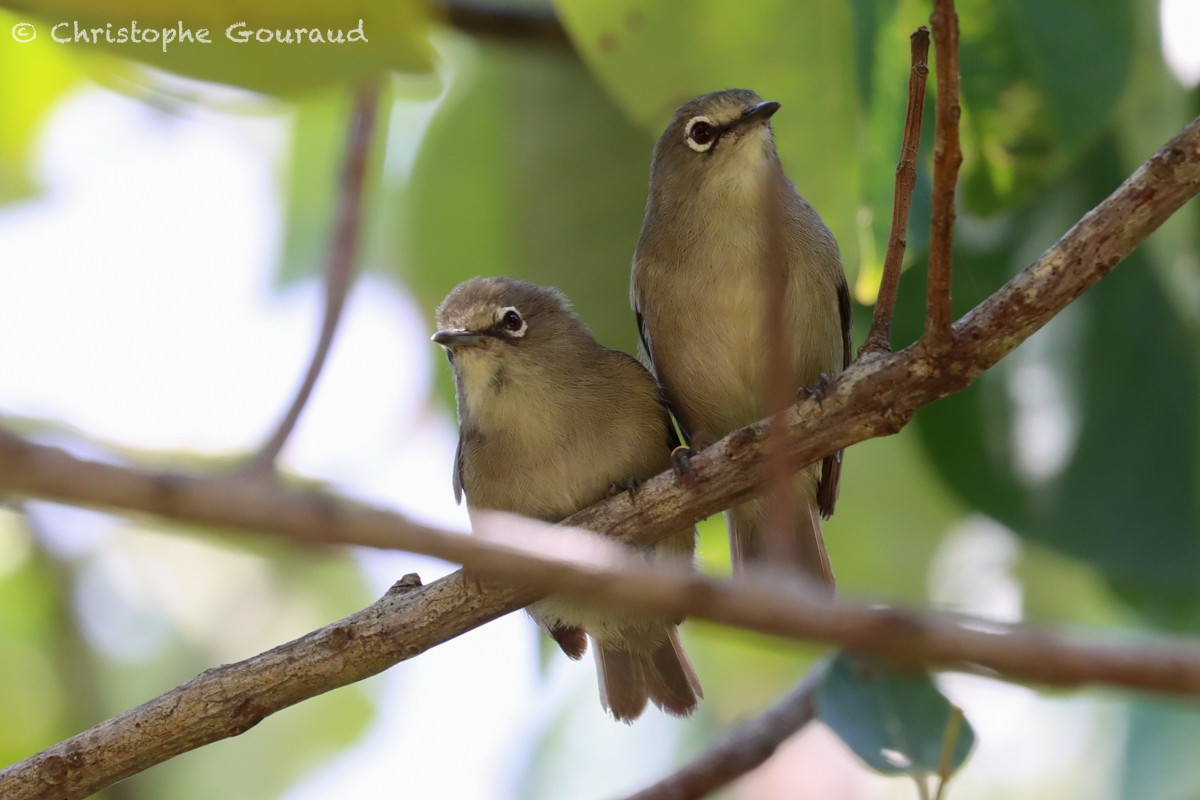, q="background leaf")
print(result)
[8,0,434,92]
[816,652,975,776]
